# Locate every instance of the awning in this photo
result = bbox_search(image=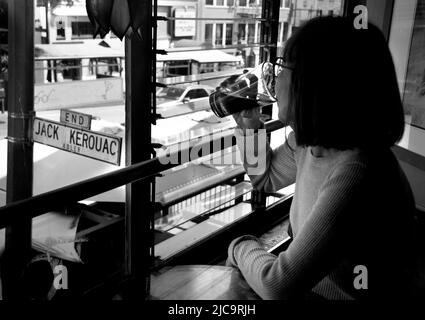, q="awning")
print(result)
[52,4,88,17]
[157,50,240,64]
[35,42,125,60]
[35,43,239,65]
